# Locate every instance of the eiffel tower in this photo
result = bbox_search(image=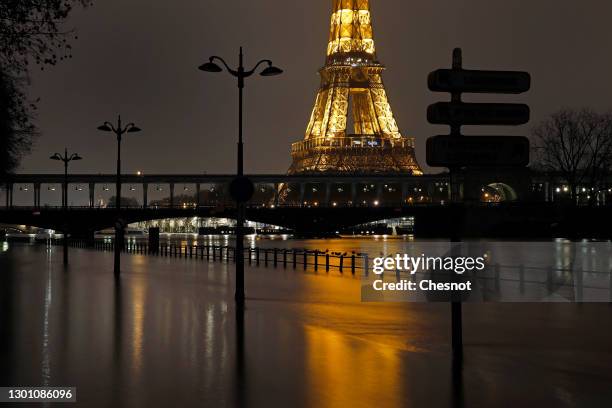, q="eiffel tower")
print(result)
[289,0,422,175]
